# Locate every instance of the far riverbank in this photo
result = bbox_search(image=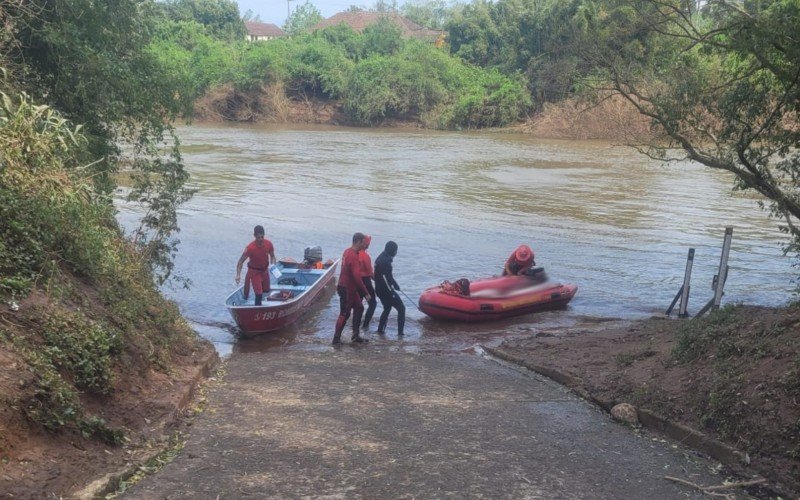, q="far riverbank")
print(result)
[191,86,655,142]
